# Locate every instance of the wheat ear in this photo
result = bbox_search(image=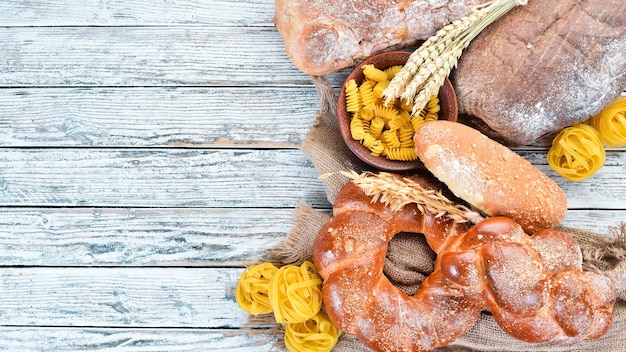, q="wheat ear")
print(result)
[382,16,476,105]
[409,49,460,115]
[383,0,527,112]
[383,12,483,105]
[340,171,485,224]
